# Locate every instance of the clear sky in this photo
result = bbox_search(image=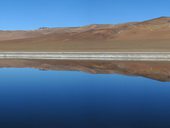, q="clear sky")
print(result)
[0,0,170,30]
